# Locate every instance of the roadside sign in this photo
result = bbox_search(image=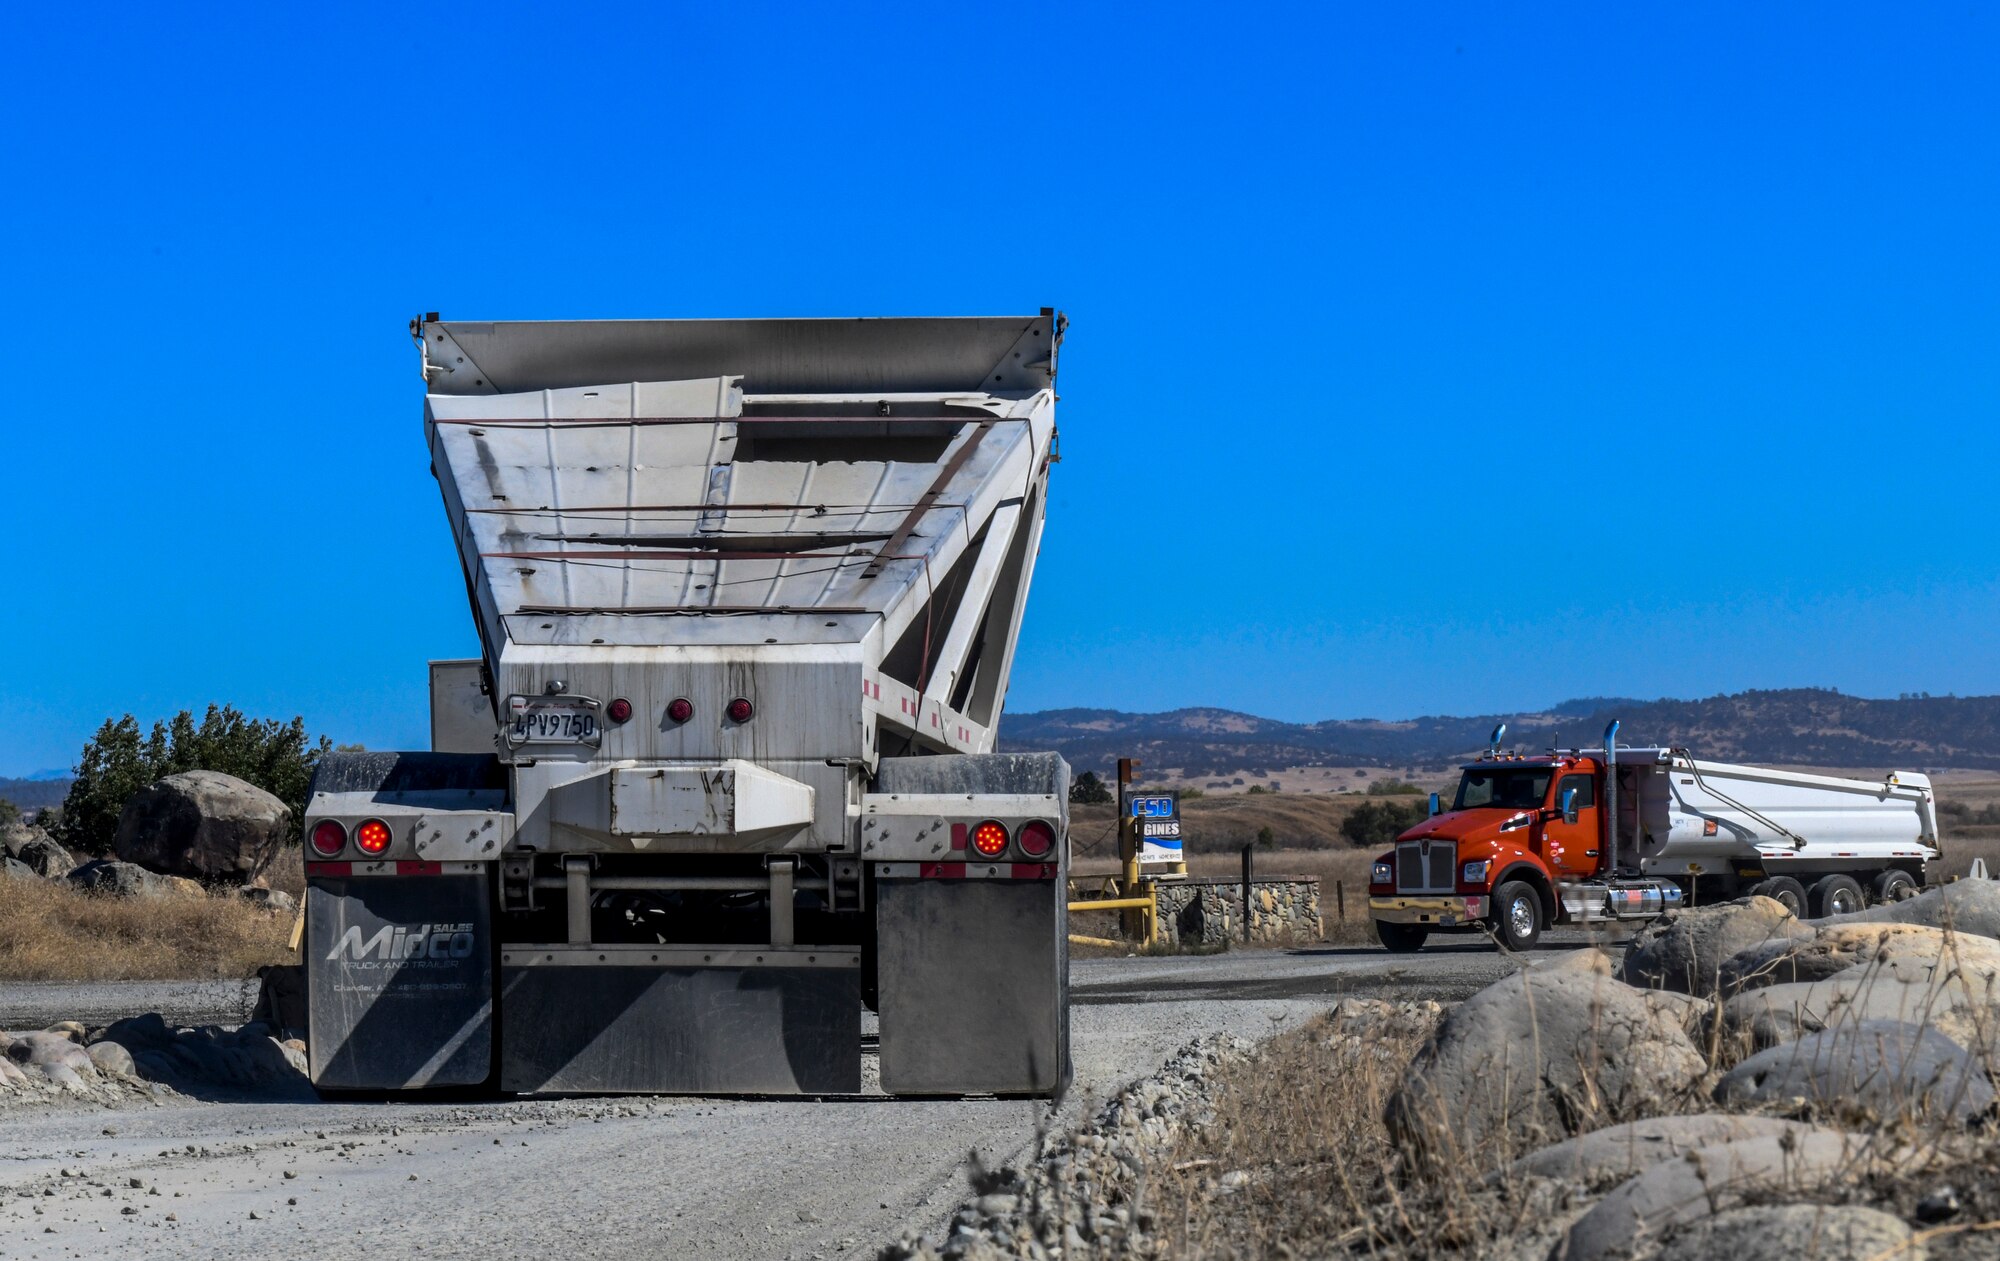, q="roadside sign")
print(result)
[1128,792,1184,864]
